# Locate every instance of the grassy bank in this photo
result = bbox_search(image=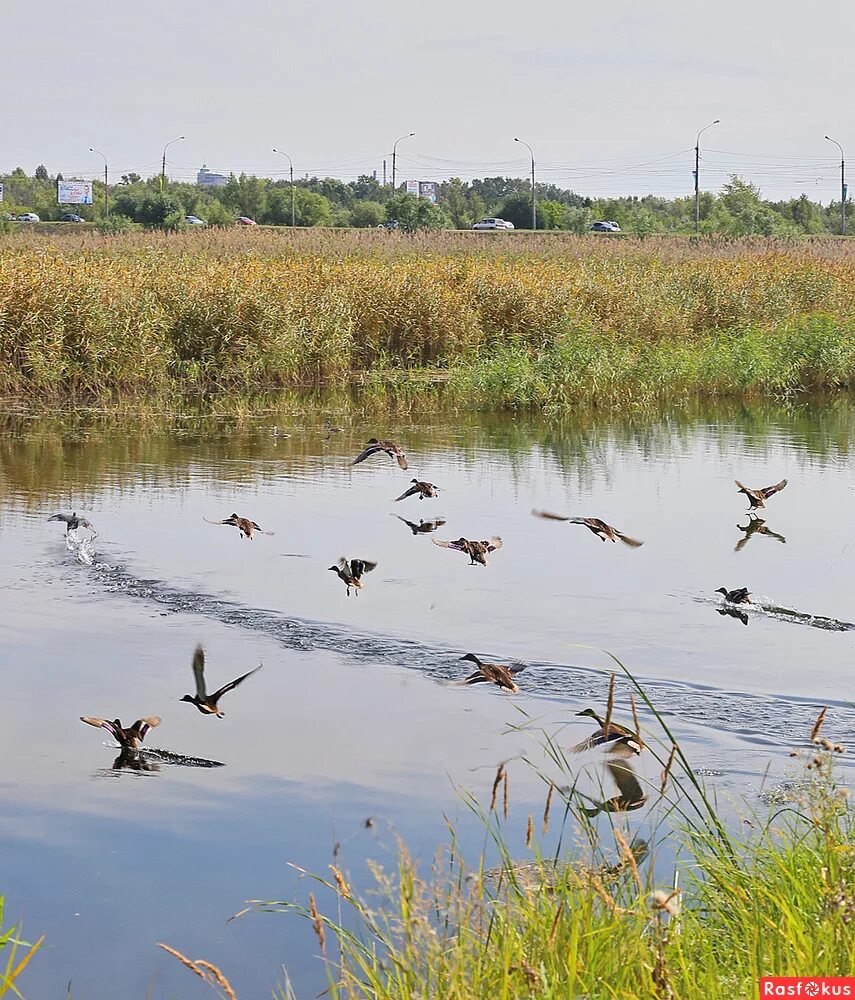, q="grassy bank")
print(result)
[227,684,852,1000]
[2,230,855,406]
